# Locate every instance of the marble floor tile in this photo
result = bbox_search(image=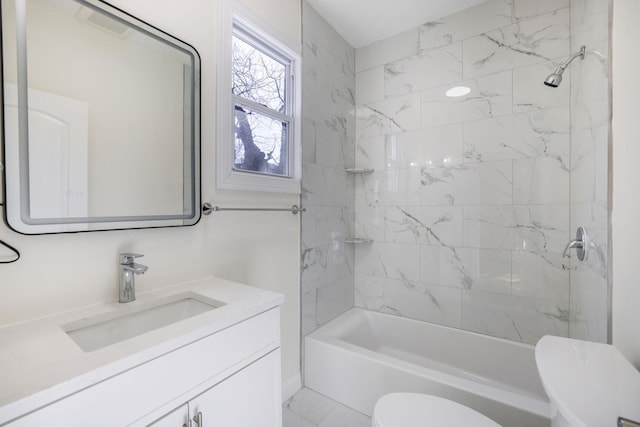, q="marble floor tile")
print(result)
[319,404,372,427]
[283,388,372,427]
[283,407,318,427]
[283,388,337,425]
